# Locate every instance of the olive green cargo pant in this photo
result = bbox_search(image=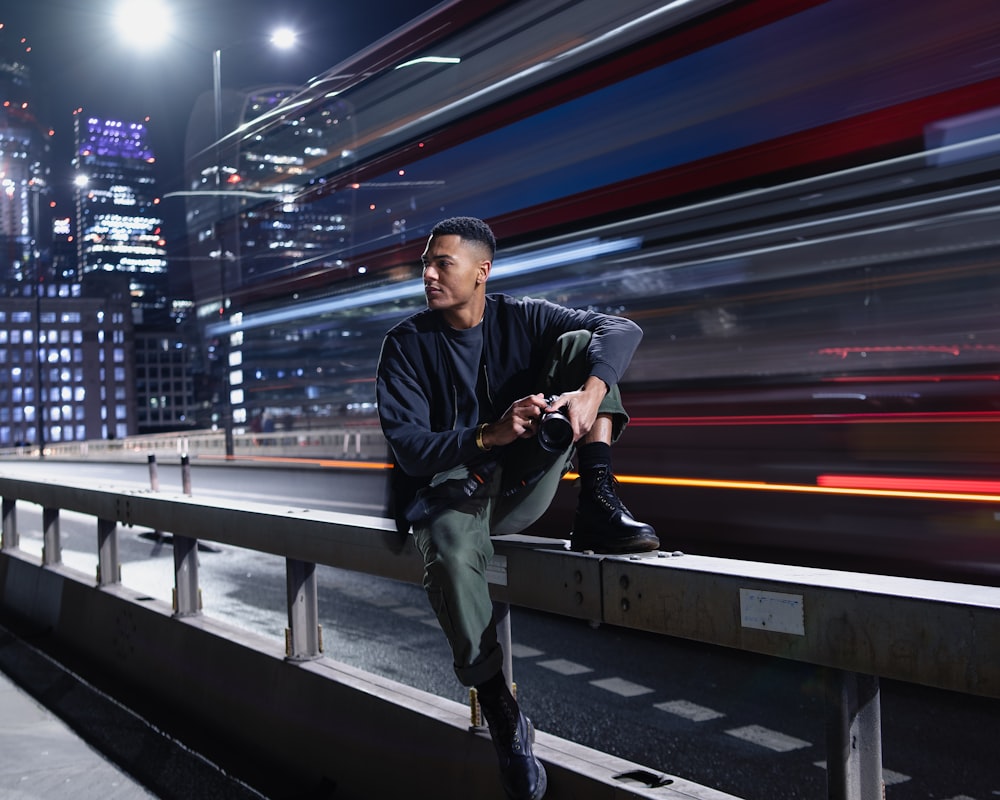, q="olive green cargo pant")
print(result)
[411,331,628,686]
